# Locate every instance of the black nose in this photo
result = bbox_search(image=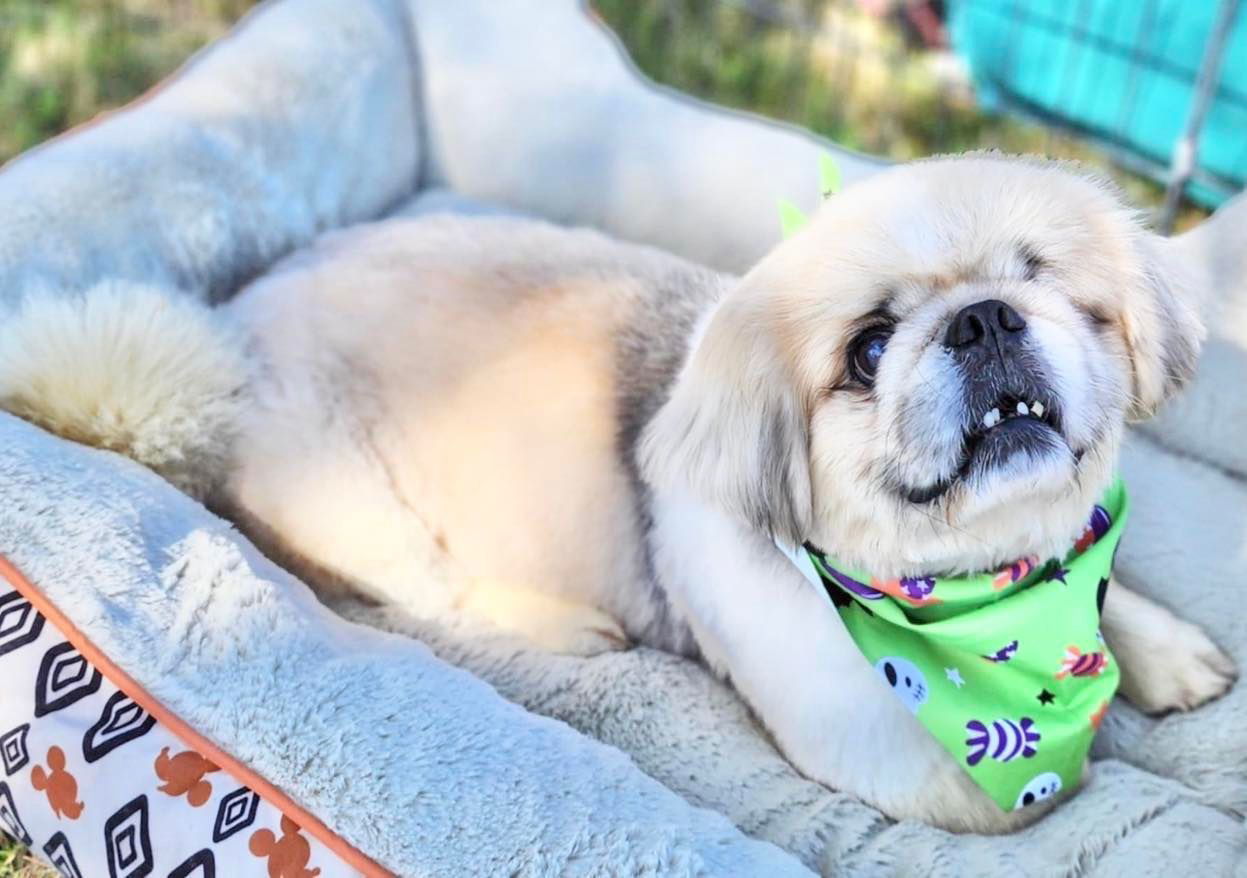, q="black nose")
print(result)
[944,299,1027,350]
